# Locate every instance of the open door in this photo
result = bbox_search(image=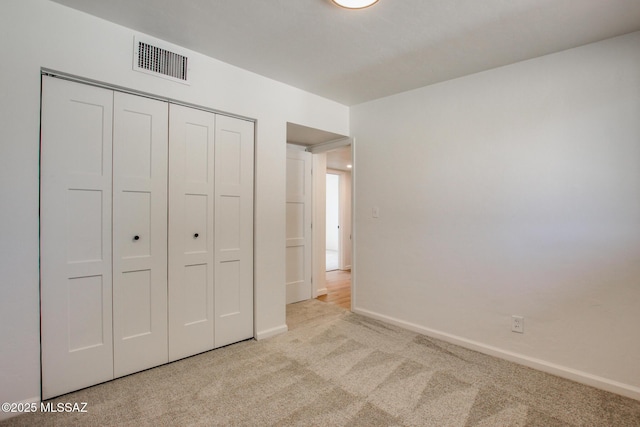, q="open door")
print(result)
[285,148,312,303]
